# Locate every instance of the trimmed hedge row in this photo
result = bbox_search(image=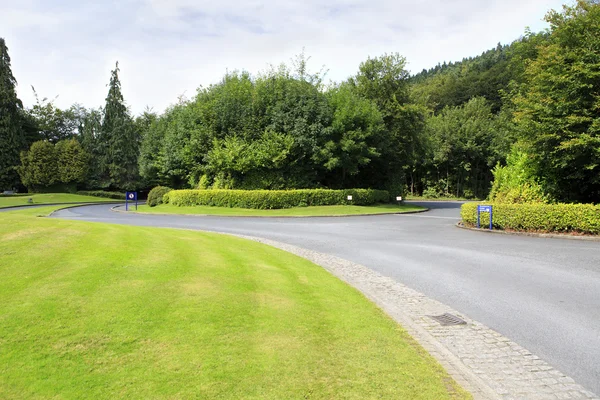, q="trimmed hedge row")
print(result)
[164,189,390,209]
[148,186,172,207]
[461,202,600,234]
[76,190,125,200]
